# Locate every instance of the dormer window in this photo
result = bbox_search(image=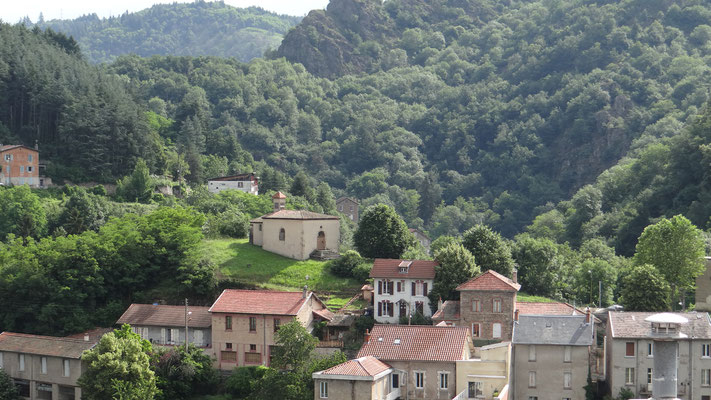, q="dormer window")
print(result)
[398,260,412,273]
